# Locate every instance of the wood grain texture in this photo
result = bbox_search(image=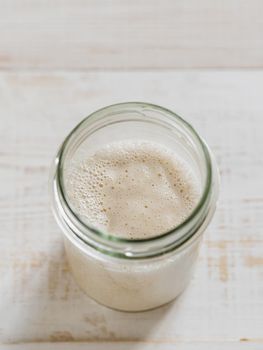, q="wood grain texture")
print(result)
[3,341,263,350]
[1,0,263,69]
[0,70,262,348]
